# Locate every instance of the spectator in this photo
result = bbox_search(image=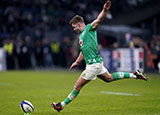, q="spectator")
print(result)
[50,40,60,66]
[34,40,43,68]
[3,39,15,70]
[42,38,52,67]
